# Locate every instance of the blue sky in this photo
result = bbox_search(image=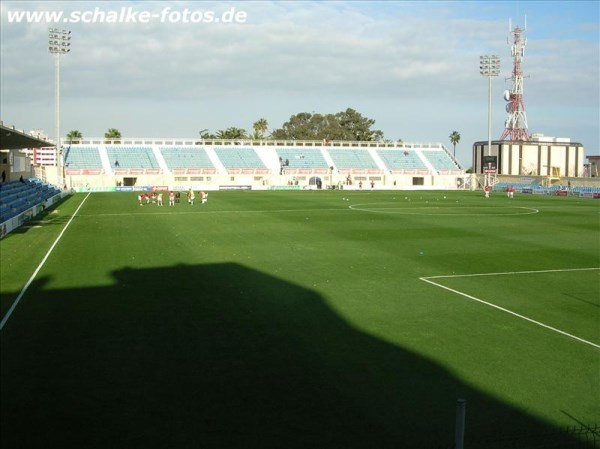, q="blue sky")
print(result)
[1,0,598,166]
